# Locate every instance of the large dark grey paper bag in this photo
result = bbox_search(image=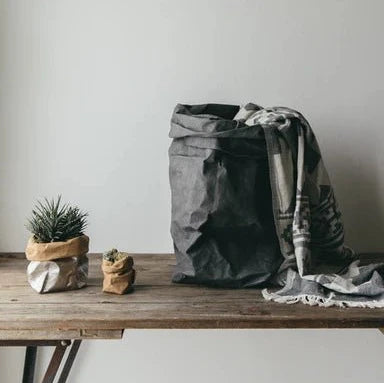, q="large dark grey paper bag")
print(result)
[169,104,282,287]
